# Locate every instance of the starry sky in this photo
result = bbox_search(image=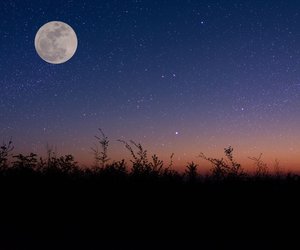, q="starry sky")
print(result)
[1,0,300,172]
